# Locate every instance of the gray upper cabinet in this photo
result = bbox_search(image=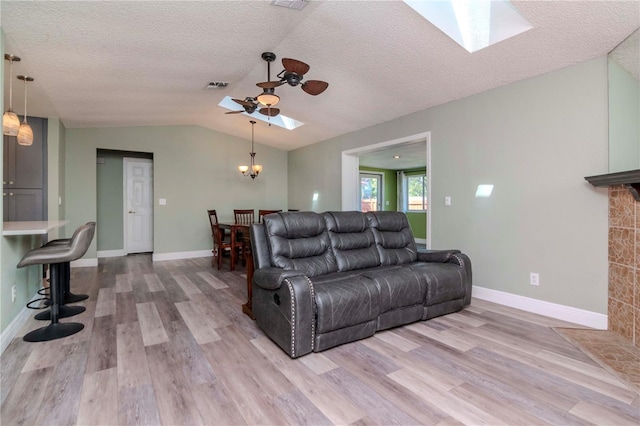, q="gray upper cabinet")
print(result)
[3,117,48,221]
